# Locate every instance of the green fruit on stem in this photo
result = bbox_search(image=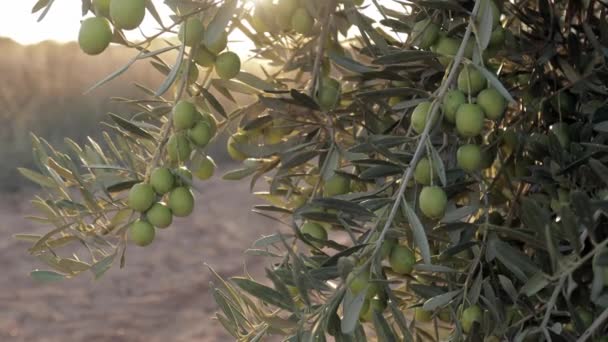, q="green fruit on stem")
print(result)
[215,51,241,80]
[174,166,193,186]
[188,121,212,147]
[455,104,485,137]
[146,202,173,228]
[411,19,440,49]
[110,0,146,30]
[92,0,111,17]
[477,88,506,120]
[434,36,459,66]
[442,90,466,123]
[360,297,386,321]
[193,156,216,180]
[291,8,314,35]
[347,268,370,294]
[324,173,351,197]
[168,187,194,217]
[389,245,415,275]
[128,183,155,212]
[458,65,486,95]
[201,112,218,137]
[411,101,438,134]
[150,167,175,194]
[178,17,205,47]
[419,186,448,219]
[177,62,199,85]
[227,132,248,161]
[205,31,228,55]
[173,100,197,130]
[78,17,113,55]
[415,307,433,323]
[457,144,482,172]
[414,157,435,185]
[129,220,155,246]
[300,222,327,248]
[193,47,216,67]
[460,305,482,334]
[318,77,341,110]
[167,134,192,162]
[380,238,397,259]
